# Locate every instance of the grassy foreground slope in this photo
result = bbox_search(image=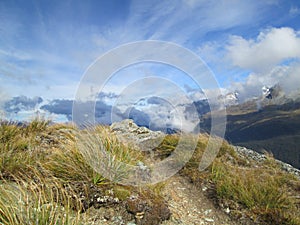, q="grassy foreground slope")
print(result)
[0,119,300,224]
